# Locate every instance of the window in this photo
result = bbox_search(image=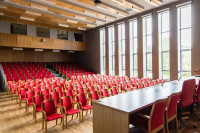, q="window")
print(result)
[57,30,68,40]
[108,26,115,75]
[143,15,152,79]
[129,19,138,77]
[11,23,27,35]
[74,33,83,42]
[100,28,106,75]
[158,10,170,80]
[36,27,50,38]
[178,4,191,79]
[118,23,126,77]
